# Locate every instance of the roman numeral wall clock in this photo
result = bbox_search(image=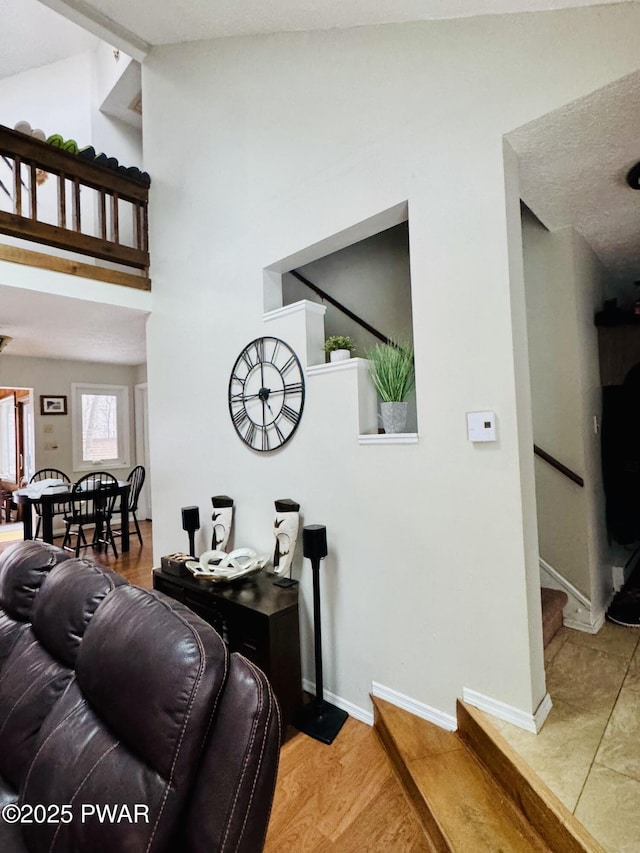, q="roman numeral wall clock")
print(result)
[228,336,305,451]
